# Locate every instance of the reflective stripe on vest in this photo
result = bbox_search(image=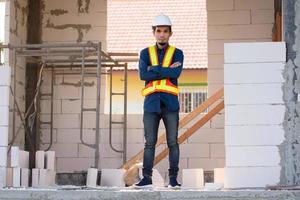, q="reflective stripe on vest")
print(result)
[142,45,179,96]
